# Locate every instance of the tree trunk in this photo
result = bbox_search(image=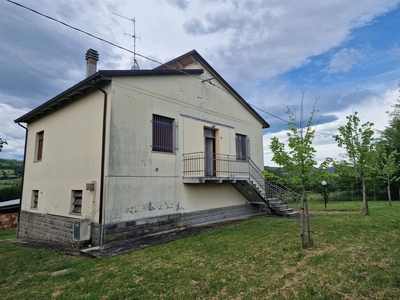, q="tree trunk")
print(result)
[387,180,392,206]
[305,195,312,246]
[300,194,306,249]
[362,178,369,215]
